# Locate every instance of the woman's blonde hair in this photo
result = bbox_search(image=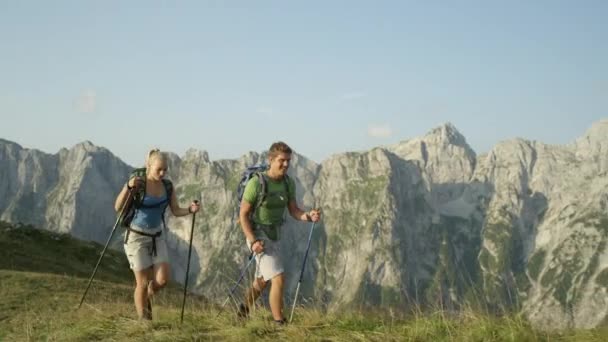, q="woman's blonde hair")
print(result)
[146,148,166,168]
